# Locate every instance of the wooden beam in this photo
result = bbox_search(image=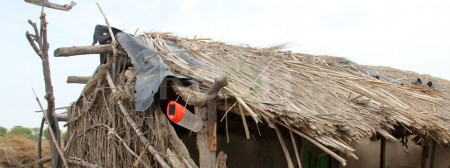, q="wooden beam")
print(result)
[172,84,207,106]
[67,76,91,84]
[171,83,232,106]
[55,113,67,122]
[54,44,112,57]
[25,0,77,11]
[380,137,386,168]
